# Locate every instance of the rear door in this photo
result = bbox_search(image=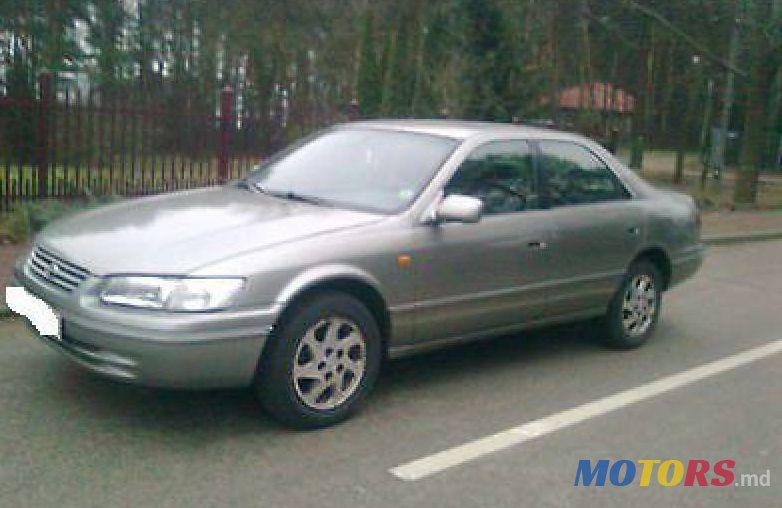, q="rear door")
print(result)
[536,140,643,317]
